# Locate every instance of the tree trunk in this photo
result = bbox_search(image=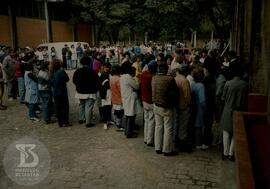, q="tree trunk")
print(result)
[106,31,112,45]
